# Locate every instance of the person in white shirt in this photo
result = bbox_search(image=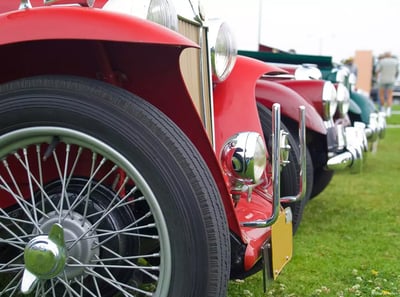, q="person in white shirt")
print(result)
[376,51,399,117]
